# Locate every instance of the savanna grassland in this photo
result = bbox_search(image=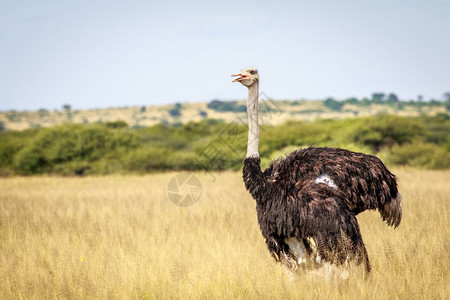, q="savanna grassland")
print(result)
[0,169,448,299]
